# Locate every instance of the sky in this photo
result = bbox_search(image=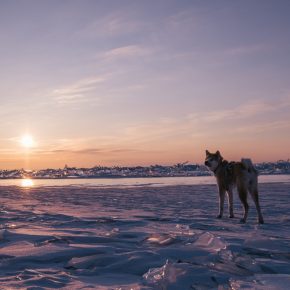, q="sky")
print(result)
[0,0,290,169]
